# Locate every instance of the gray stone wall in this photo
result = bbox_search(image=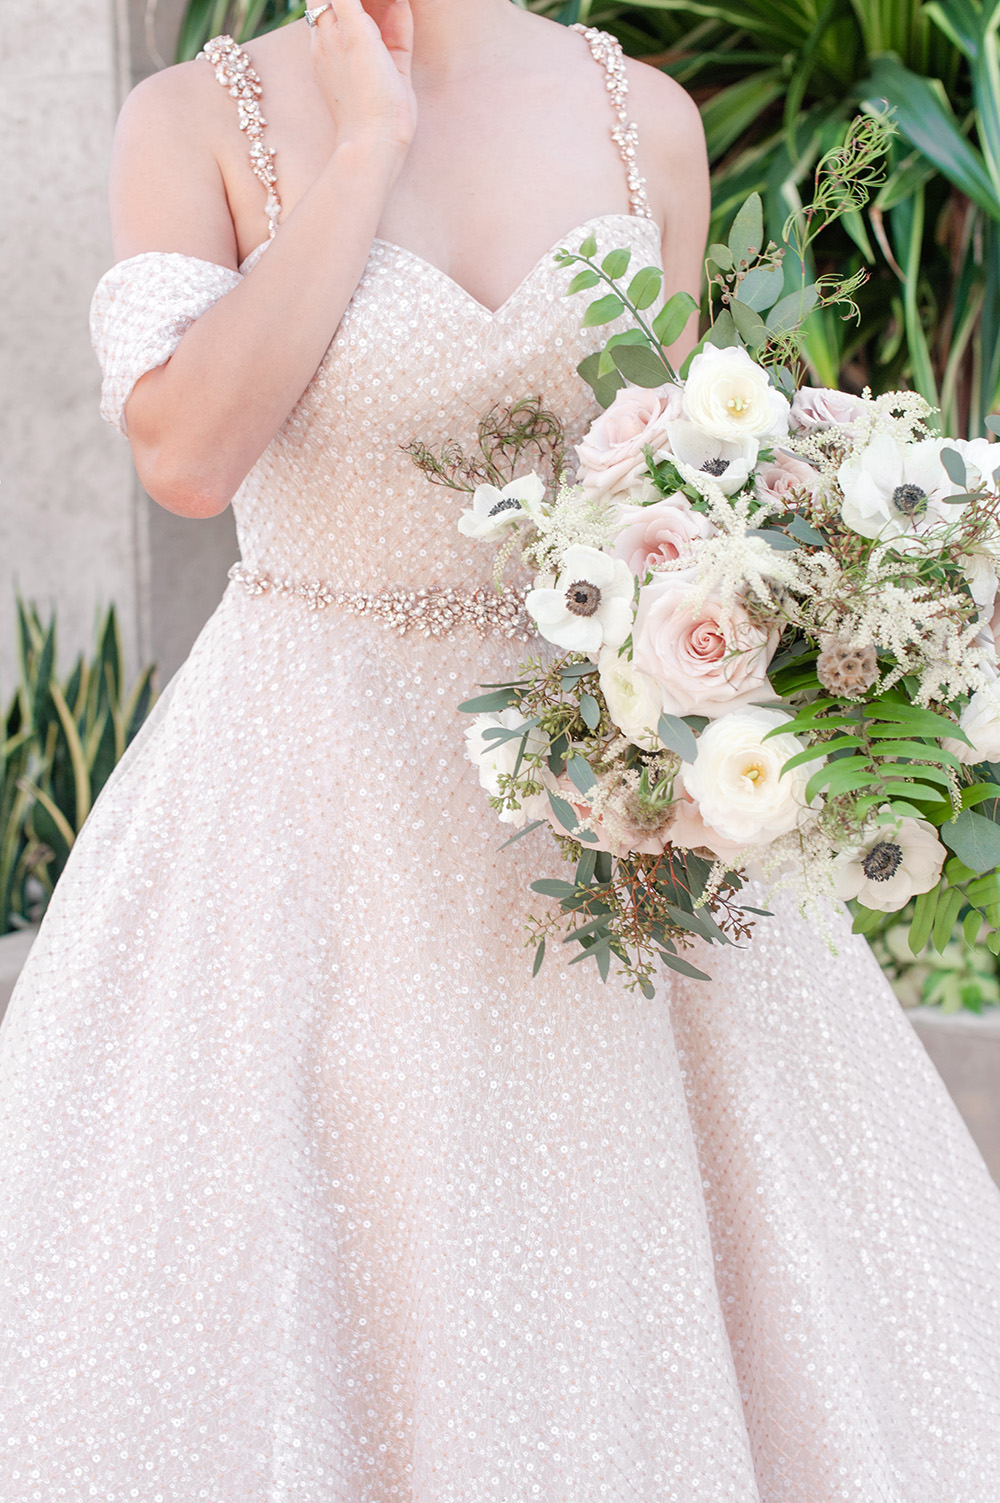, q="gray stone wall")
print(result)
[0,0,237,698]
